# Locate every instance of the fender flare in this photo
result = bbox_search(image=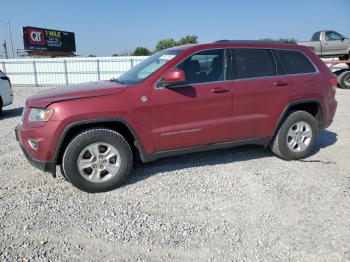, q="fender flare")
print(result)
[270,99,324,142]
[53,117,148,164]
